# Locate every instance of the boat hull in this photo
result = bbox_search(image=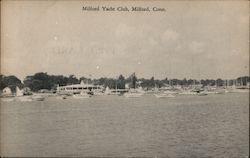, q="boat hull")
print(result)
[73,94,91,99]
[124,93,143,98]
[32,95,45,101]
[16,96,33,102]
[154,93,175,98]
